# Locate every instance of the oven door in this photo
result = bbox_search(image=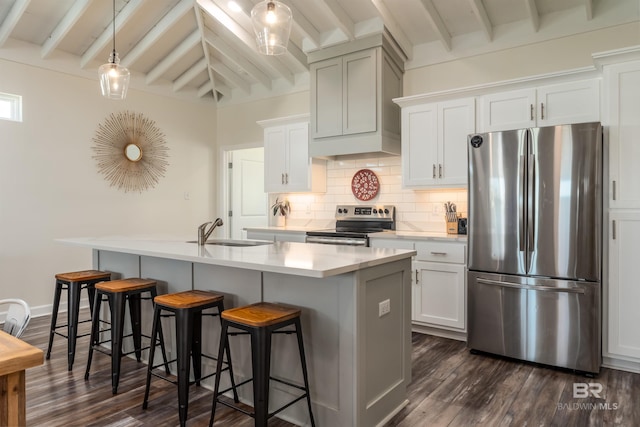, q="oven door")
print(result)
[305,232,368,246]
